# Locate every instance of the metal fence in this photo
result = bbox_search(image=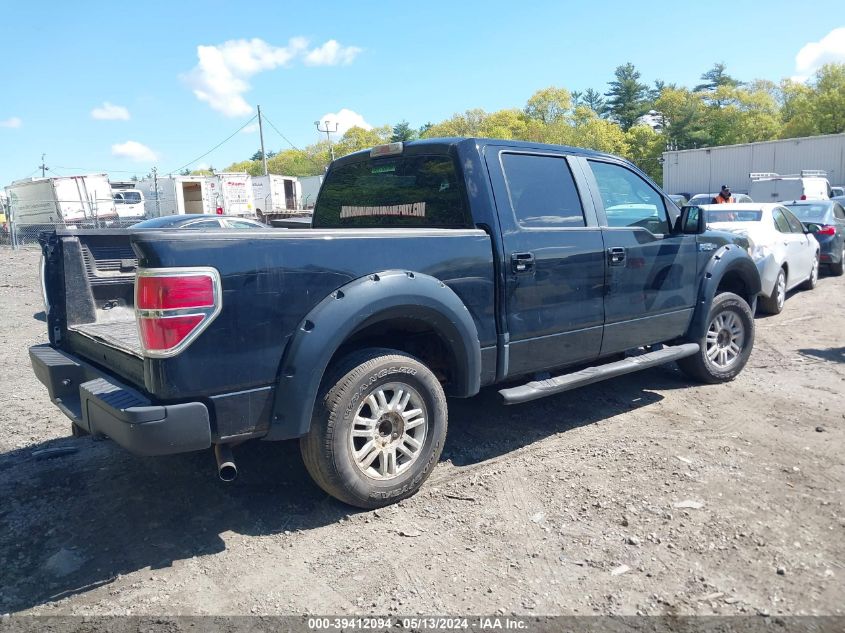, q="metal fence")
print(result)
[1,196,145,248]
